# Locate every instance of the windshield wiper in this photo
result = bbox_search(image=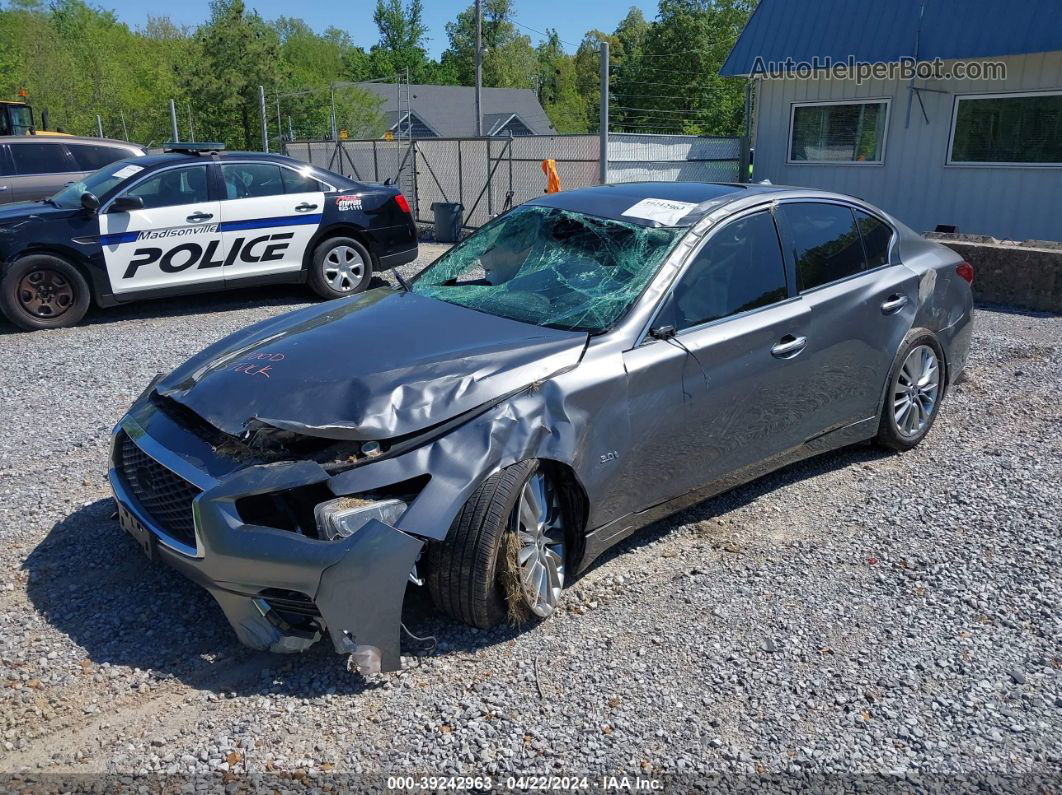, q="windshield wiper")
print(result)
[392,267,411,292]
